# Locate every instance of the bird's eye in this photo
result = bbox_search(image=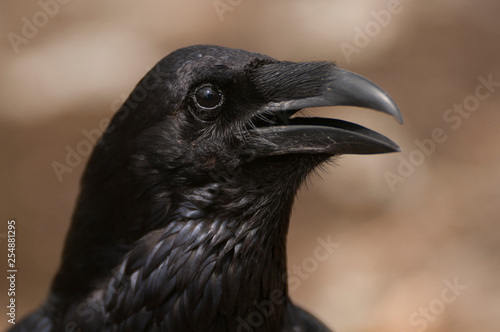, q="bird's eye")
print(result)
[194,85,223,109]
